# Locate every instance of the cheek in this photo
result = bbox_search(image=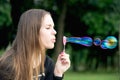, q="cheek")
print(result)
[39,31,45,44]
[40,32,49,45]
[40,33,48,42]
